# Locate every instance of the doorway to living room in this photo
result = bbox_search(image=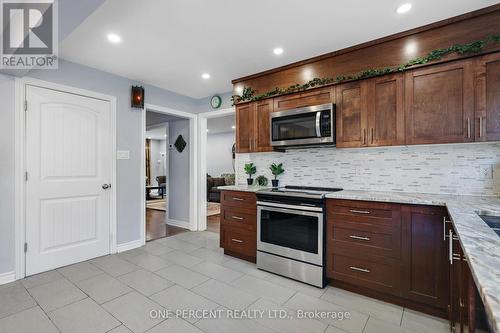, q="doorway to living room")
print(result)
[198,107,235,233]
[143,106,197,241]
